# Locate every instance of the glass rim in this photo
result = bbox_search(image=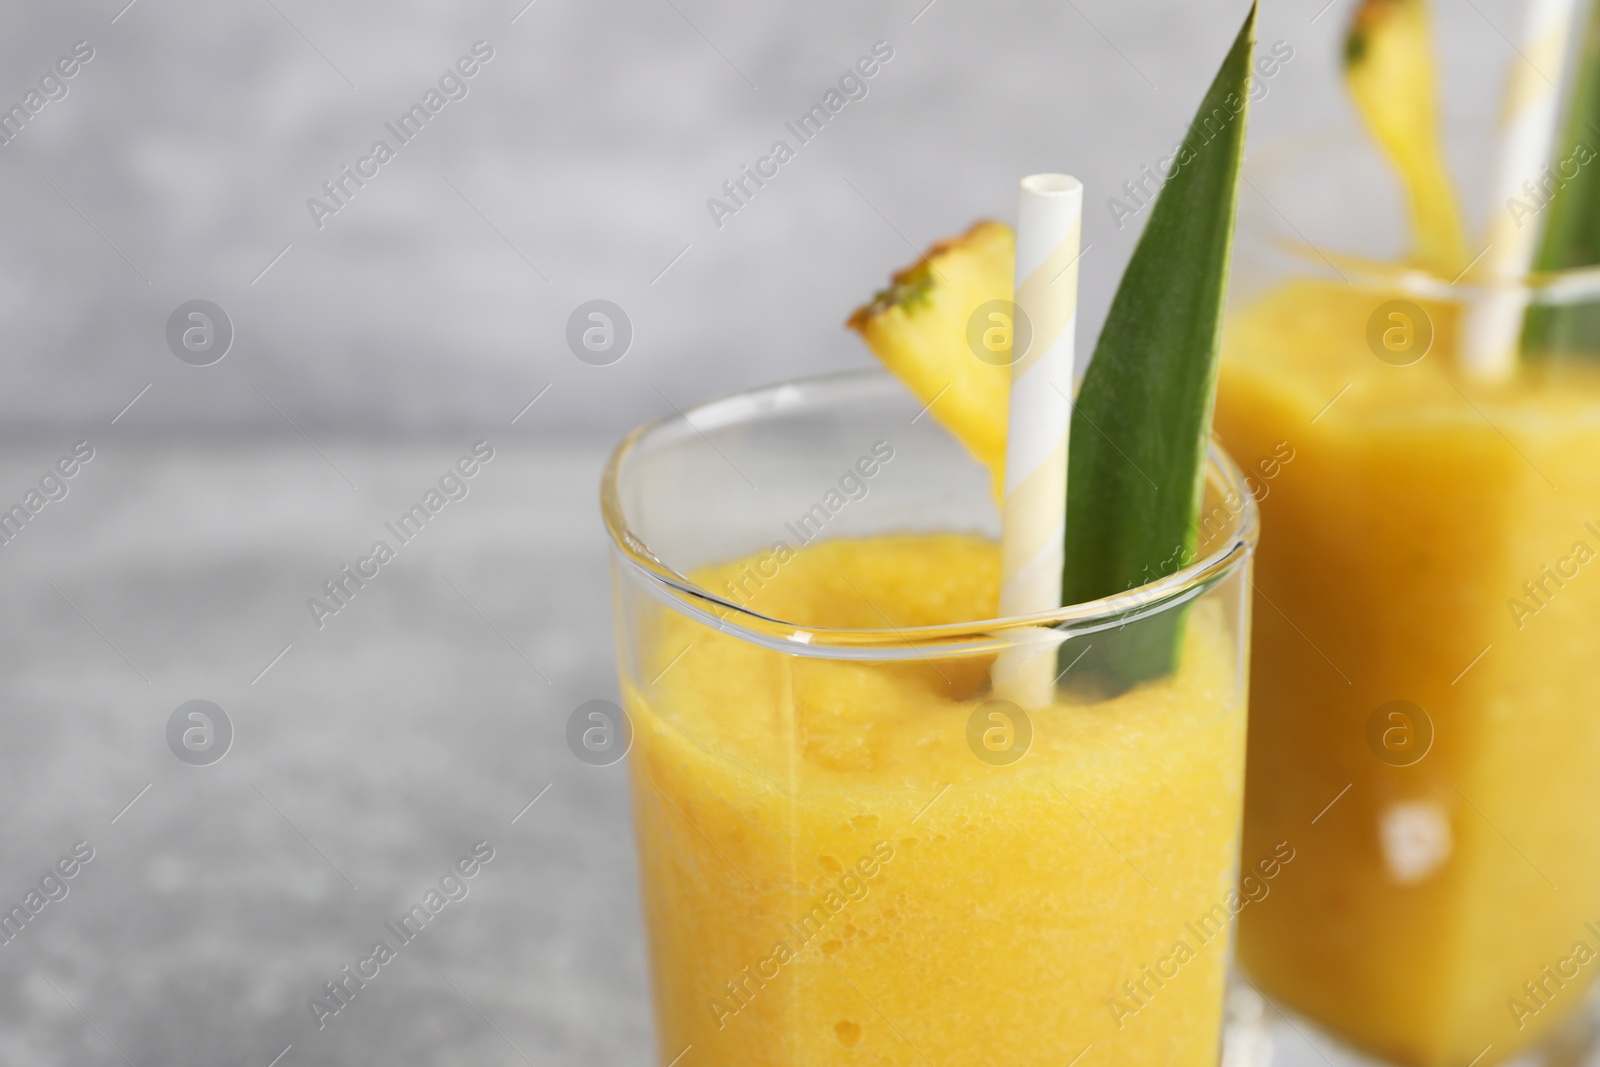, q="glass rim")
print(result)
[600,369,1259,656]
[1243,129,1600,303]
